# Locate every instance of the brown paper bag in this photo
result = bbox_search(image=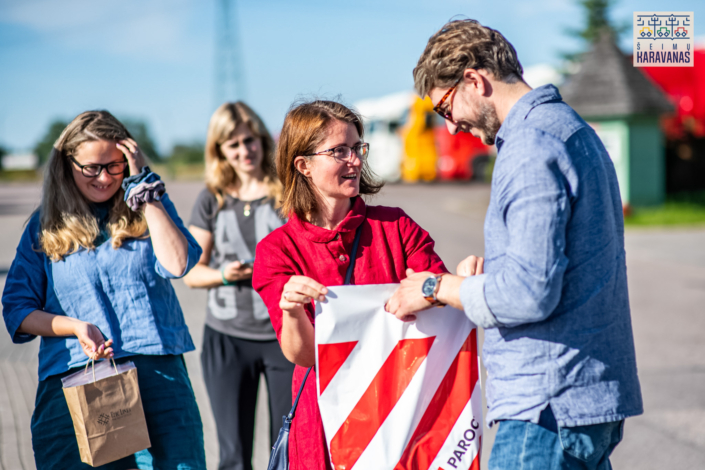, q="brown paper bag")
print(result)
[62,360,151,467]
